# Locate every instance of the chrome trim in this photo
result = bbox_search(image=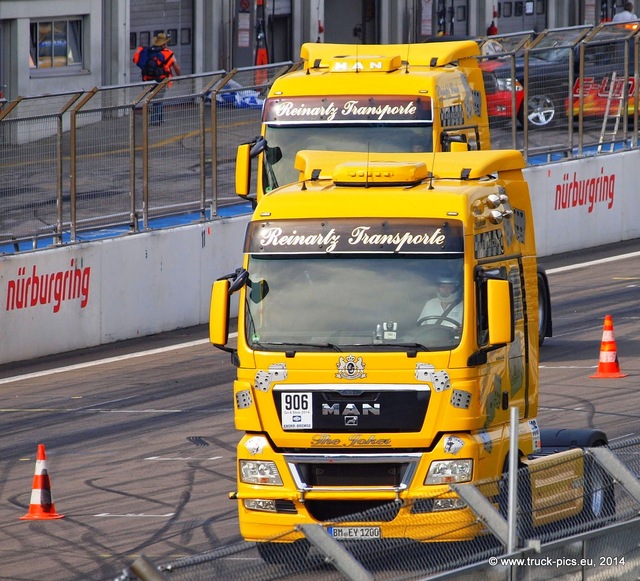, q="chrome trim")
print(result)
[273,384,431,392]
[284,452,422,499]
